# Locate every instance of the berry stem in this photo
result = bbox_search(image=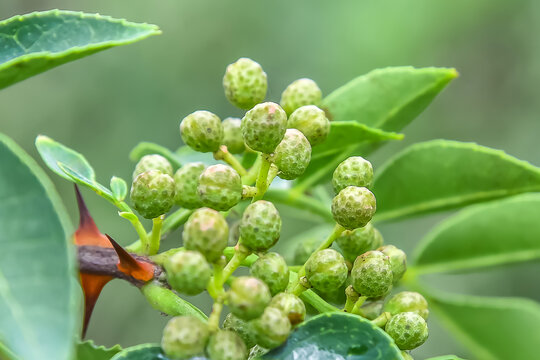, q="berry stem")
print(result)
[350,296,368,316]
[119,211,150,254]
[290,276,311,296]
[242,185,258,199]
[207,301,224,332]
[141,282,207,322]
[214,145,248,176]
[299,289,340,313]
[241,154,261,185]
[147,215,164,255]
[343,285,360,313]
[371,312,392,328]
[217,244,250,288]
[252,154,272,201]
